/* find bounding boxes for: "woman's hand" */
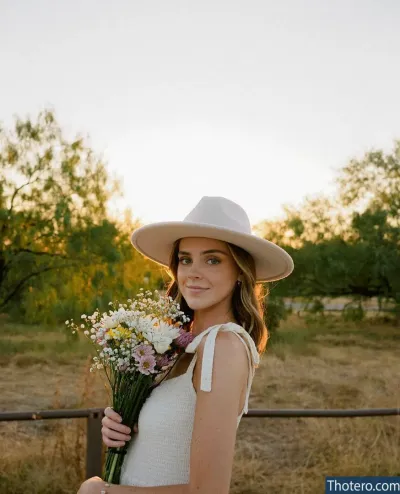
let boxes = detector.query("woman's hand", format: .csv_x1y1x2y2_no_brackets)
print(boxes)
102,406,138,448
77,476,104,494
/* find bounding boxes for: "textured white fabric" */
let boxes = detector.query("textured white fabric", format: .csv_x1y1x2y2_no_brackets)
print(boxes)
120,322,260,487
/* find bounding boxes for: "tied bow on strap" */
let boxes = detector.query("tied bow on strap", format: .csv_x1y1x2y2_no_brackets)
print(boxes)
184,322,260,392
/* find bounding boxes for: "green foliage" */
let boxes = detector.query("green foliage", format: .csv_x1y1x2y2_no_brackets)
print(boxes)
342,303,365,322
337,140,400,218
264,295,290,333
2,108,399,327
257,140,400,323
308,298,325,314
0,110,162,324
0,109,120,310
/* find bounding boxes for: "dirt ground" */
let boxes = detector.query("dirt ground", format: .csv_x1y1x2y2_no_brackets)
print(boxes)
0,314,399,494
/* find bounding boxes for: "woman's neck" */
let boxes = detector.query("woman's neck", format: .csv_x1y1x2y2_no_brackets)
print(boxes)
190,310,238,336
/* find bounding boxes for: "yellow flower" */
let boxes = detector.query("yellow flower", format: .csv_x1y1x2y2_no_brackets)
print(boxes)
106,325,131,340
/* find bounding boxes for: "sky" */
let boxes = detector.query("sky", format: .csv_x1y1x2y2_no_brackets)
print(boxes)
1,0,400,227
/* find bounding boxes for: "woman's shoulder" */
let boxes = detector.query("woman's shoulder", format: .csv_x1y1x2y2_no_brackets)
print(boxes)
186,321,244,350
192,326,249,394
195,324,249,368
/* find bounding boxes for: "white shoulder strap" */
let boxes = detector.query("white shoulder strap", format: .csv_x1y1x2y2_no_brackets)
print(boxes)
230,332,253,414
184,322,260,393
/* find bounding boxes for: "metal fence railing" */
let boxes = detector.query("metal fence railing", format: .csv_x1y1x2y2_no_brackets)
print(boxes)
0,408,104,478
1,407,399,479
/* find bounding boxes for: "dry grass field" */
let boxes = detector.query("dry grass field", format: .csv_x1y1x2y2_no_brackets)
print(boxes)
0,313,399,494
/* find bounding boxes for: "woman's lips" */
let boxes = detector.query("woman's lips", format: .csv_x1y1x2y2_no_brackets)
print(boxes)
187,287,208,293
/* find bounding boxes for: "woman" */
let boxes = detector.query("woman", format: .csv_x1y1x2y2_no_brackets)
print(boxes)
78,196,293,494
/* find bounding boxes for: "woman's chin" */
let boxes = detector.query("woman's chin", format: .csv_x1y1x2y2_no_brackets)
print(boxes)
186,301,204,310
185,298,210,311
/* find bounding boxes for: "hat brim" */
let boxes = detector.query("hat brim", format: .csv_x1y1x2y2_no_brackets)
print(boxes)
131,222,294,282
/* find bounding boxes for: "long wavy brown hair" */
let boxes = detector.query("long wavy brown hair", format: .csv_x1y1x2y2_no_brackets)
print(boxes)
165,238,269,356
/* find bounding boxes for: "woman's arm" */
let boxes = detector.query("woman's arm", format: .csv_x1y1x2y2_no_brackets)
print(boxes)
187,331,249,494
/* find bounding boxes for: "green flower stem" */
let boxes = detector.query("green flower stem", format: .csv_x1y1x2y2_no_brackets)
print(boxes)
104,372,153,484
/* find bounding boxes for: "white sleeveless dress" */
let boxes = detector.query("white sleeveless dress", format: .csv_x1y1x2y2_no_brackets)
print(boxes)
120,322,260,487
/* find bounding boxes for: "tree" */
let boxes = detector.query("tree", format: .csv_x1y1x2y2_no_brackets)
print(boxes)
255,194,348,249
336,141,400,320
337,140,400,221
255,140,400,324
0,109,123,312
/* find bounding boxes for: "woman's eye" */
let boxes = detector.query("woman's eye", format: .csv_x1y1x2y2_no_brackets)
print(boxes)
178,258,190,265
178,257,220,265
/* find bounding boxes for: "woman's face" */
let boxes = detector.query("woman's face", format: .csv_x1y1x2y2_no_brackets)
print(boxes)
176,237,240,312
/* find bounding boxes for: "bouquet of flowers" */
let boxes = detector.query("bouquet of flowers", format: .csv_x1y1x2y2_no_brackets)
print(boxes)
66,289,193,484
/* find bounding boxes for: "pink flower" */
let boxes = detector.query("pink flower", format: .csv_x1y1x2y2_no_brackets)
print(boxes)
137,354,156,375
133,343,155,361
174,328,194,348
156,354,171,368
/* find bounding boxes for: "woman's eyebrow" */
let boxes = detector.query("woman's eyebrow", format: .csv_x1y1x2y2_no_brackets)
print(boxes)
178,249,228,256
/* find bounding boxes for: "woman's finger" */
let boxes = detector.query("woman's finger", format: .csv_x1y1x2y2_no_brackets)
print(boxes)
102,434,126,448
104,406,123,423
101,425,131,442
102,416,131,435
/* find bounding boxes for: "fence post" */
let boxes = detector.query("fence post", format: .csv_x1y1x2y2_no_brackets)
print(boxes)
86,410,104,479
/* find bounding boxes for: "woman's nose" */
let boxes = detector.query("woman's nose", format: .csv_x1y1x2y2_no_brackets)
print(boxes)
187,261,202,277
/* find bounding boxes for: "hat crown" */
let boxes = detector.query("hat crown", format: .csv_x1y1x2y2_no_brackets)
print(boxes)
184,196,252,234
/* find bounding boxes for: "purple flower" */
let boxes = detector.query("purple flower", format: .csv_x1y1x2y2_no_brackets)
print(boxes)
174,328,194,348
137,354,156,375
133,343,155,361
156,354,171,368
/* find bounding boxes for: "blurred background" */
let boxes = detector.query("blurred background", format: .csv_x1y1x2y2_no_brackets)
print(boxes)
1,1,399,493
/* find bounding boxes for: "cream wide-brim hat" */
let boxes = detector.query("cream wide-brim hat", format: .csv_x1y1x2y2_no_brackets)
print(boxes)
130,196,294,282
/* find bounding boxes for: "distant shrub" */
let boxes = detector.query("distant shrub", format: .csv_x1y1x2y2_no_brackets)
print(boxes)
308,298,325,314
342,303,365,322
264,296,290,334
